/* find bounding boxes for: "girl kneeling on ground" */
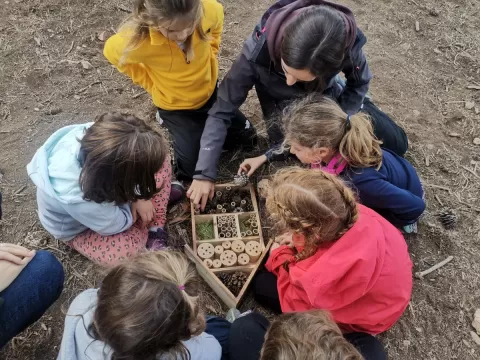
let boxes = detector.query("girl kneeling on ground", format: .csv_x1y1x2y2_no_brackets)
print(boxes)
58,251,228,360
28,113,172,266
104,0,254,190
254,167,413,335
241,96,425,232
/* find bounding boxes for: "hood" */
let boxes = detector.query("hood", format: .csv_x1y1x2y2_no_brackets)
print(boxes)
263,0,357,67
27,123,93,204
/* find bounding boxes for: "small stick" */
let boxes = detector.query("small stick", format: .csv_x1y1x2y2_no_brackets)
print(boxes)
414,256,453,279
132,91,147,99
64,41,74,56
461,165,480,180
15,185,27,195
434,194,444,207
424,183,451,192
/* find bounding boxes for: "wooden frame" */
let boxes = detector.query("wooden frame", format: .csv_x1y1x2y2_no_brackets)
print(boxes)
186,183,272,308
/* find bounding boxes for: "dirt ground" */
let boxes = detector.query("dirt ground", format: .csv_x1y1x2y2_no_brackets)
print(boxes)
1,0,479,359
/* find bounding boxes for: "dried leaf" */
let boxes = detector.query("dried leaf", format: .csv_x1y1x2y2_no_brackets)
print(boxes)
97,31,107,42
465,101,475,110
34,36,42,47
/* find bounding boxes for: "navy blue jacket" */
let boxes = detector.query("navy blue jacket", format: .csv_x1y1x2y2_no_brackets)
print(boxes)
342,149,425,227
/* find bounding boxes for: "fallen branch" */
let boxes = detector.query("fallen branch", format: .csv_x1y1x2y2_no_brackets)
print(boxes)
415,256,453,279
424,183,451,192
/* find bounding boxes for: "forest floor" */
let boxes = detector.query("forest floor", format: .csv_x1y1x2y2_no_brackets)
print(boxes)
0,0,479,359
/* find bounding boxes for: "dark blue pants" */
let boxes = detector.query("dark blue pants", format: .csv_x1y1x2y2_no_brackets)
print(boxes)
0,250,64,349
206,316,231,360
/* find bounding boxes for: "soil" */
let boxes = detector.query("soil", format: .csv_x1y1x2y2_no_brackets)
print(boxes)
1,0,479,359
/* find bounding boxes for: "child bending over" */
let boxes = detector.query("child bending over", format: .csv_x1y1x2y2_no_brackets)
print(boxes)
254,167,412,335
28,113,172,266
58,251,226,360
242,96,425,232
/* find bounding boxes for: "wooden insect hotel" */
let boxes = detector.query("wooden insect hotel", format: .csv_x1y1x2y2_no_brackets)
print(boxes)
185,183,272,308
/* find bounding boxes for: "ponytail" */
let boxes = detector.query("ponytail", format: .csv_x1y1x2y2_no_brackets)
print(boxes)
283,95,382,169
339,112,382,169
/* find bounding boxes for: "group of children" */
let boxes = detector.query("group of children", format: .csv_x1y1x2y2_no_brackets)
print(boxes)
4,0,427,358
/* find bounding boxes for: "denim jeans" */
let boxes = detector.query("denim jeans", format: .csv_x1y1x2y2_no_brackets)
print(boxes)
205,316,231,360
0,250,65,348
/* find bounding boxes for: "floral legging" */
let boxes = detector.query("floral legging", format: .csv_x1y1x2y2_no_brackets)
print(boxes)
68,159,172,266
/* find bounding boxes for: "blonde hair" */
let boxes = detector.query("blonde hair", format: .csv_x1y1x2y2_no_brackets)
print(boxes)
266,167,359,264
283,96,383,169
261,310,364,360
91,251,205,360
121,0,208,62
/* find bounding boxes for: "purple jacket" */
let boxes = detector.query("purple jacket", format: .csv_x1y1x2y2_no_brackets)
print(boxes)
194,0,372,180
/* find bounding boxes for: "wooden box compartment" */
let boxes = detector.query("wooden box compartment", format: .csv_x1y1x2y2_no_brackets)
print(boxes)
186,183,272,308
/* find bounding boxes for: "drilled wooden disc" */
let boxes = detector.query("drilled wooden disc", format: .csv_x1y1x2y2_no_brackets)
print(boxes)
214,245,224,255
245,241,261,256
203,259,213,268
221,240,231,249
220,250,237,267
212,259,222,268
237,253,250,265
197,243,214,260
231,240,245,254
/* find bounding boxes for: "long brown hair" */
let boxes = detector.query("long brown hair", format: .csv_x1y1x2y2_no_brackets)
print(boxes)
261,310,364,360
282,6,347,91
79,112,168,204
266,167,359,264
283,96,383,169
91,251,205,360
121,0,208,62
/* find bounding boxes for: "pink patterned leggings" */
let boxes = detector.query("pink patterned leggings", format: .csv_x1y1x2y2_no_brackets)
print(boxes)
68,159,172,266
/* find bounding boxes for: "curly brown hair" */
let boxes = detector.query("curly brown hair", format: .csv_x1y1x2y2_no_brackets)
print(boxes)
266,167,359,264
79,112,168,204
261,310,364,360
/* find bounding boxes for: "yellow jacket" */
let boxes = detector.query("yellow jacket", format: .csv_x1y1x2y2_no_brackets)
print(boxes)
104,0,223,110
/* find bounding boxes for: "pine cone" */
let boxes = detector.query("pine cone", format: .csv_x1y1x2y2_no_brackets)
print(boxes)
218,271,248,296
233,173,249,187
438,208,457,229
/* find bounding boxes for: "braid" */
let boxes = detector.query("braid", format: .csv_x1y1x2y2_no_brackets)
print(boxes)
267,167,359,267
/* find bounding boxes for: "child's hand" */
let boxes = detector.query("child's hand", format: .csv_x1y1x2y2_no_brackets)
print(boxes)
275,232,294,247
131,199,155,224
0,243,36,292
238,155,267,177
187,180,215,211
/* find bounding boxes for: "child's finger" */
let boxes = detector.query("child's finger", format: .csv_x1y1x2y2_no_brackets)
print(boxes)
0,251,24,265
200,193,209,211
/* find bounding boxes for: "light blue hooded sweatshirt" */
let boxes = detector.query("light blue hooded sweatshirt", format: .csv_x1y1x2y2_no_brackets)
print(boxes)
27,123,133,241
57,289,222,360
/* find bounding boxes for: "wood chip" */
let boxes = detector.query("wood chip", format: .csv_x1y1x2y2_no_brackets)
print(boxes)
473,138,480,146
415,21,420,32
97,31,107,41
467,85,480,90
465,101,475,110
471,331,480,346
80,60,93,70
472,309,480,333
448,132,461,137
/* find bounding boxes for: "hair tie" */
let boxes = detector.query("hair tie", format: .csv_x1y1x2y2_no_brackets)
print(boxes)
179,285,185,291
346,115,351,130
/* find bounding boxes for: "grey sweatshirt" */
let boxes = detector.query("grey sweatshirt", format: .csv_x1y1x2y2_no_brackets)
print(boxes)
57,289,222,360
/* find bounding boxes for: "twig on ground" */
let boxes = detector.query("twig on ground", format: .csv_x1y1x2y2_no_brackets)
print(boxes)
132,91,146,99
424,183,452,192
76,81,101,94
14,185,27,195
415,256,454,279
434,194,444,206
64,41,74,56
461,165,480,180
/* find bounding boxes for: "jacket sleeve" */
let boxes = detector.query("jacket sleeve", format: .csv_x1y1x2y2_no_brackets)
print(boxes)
209,2,224,57
193,38,258,180
265,245,296,275
338,48,372,114
103,33,155,94
66,202,134,236
354,178,425,226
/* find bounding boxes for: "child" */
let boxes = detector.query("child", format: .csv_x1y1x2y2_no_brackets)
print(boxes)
241,96,425,231
27,113,172,266
189,0,408,209
228,310,386,360
58,251,225,360
253,167,412,335
104,0,254,188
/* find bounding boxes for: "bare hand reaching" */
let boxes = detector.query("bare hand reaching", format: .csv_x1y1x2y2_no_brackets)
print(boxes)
238,155,267,177
187,179,215,211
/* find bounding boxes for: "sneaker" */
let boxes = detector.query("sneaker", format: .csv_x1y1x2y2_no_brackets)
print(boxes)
146,228,168,251
169,181,186,205
402,222,418,234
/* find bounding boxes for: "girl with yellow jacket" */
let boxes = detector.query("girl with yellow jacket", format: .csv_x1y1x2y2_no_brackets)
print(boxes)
104,0,255,194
